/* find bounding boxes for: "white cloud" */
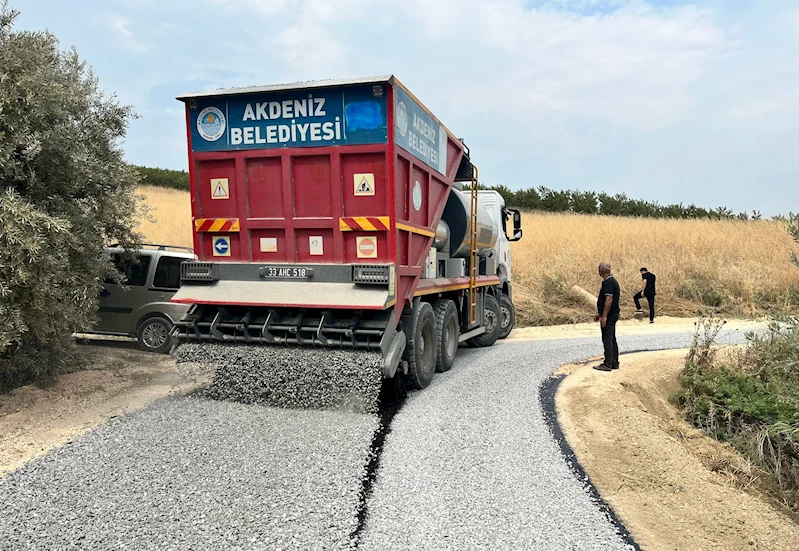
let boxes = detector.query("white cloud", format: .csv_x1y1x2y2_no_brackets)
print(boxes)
410,1,729,133
98,13,151,52
271,23,350,75
107,14,133,37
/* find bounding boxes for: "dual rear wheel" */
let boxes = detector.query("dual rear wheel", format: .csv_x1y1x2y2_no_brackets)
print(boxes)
404,294,504,390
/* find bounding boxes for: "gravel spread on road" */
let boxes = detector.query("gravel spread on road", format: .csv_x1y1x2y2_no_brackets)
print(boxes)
358,331,748,550
0,397,378,550
0,329,749,550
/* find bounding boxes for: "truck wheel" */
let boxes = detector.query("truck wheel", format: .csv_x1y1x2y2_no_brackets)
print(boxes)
137,317,173,354
405,302,436,389
498,294,516,340
433,299,459,373
467,294,501,348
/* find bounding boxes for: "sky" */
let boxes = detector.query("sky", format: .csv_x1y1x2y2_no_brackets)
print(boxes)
13,0,799,216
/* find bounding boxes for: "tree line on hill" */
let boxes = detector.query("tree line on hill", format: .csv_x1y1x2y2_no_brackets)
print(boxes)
132,165,764,221
476,183,763,221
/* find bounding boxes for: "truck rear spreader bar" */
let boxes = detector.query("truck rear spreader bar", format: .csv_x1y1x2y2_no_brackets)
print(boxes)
172,304,393,350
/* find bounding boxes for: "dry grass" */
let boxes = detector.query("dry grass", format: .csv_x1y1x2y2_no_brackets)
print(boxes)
510,212,799,325
134,188,799,325
135,186,193,248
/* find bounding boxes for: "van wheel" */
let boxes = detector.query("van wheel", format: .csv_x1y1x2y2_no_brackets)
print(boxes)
433,299,459,373
137,317,173,354
498,294,515,340
467,294,501,348
404,302,436,389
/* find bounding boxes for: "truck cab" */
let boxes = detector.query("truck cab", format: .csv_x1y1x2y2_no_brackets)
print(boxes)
476,190,522,338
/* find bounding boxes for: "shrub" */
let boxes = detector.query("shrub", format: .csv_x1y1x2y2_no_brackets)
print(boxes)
674,316,799,511
0,3,140,390
676,276,731,309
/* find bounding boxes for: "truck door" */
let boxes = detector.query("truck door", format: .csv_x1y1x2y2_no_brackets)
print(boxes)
98,253,153,334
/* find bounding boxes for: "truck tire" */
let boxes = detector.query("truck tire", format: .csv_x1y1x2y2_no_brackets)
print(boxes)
405,302,436,389
498,293,515,340
433,299,459,373
137,316,173,354
467,294,501,348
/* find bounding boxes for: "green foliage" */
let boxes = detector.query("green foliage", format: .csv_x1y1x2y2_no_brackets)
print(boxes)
676,276,732,309
0,2,140,390
674,316,799,511
480,182,764,220
132,165,189,191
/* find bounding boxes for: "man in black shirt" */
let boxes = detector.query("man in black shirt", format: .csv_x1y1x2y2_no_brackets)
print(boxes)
594,262,620,371
633,267,656,323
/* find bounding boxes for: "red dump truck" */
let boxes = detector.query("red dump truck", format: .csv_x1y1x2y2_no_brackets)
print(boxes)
171,76,522,389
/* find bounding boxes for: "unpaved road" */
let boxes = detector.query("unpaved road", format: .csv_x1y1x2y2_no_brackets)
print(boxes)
0,344,199,476
0,325,755,549
557,349,799,551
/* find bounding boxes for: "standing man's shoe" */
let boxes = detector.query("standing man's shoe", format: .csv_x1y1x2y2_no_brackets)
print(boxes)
611,364,619,370
593,363,613,371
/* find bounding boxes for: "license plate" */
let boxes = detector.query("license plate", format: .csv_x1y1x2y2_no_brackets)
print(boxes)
259,266,314,280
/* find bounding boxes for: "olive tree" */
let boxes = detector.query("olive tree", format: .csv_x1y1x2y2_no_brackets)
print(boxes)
0,2,141,389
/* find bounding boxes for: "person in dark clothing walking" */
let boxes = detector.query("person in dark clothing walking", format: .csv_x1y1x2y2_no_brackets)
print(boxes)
633,267,656,323
593,262,620,372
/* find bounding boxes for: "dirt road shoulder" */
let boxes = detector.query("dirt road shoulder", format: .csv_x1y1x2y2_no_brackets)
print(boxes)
555,349,799,551
509,316,761,342
0,345,201,476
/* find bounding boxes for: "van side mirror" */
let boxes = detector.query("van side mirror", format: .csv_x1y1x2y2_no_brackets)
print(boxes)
505,208,523,242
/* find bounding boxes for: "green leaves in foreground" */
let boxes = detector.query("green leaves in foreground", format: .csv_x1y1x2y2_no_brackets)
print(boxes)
0,2,141,390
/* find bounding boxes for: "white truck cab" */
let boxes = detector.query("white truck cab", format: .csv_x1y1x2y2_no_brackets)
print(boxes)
478,190,523,338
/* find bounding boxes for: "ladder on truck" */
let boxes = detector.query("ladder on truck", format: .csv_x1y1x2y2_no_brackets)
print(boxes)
469,166,479,325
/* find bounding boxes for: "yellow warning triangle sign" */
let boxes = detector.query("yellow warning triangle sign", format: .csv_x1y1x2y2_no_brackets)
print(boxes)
357,178,372,194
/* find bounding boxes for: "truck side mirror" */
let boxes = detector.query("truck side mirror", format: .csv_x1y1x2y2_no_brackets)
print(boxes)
506,208,523,242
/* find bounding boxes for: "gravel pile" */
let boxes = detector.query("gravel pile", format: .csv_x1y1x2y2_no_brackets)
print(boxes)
358,330,751,550
0,397,379,550
175,343,384,414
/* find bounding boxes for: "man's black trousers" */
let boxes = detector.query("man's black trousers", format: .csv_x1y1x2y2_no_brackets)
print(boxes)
601,315,619,368
633,292,655,322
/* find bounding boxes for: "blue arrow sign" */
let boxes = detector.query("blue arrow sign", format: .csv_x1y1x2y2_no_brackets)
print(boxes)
213,237,230,256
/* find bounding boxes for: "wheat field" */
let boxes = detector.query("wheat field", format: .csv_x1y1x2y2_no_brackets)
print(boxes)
136,186,799,325
512,212,799,324
135,186,194,249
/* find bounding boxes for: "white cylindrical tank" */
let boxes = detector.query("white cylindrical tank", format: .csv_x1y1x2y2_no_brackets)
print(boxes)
441,189,498,258
433,219,450,250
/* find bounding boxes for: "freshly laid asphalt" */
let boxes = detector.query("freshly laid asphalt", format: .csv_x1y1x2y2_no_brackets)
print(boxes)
0,328,750,550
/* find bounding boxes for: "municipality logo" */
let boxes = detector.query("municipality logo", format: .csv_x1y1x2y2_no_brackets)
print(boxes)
396,101,408,137
197,106,226,141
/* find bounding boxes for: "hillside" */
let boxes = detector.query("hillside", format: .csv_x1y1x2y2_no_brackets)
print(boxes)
136,186,799,325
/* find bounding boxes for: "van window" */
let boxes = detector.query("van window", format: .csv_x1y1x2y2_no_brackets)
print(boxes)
105,254,152,286
153,256,183,289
